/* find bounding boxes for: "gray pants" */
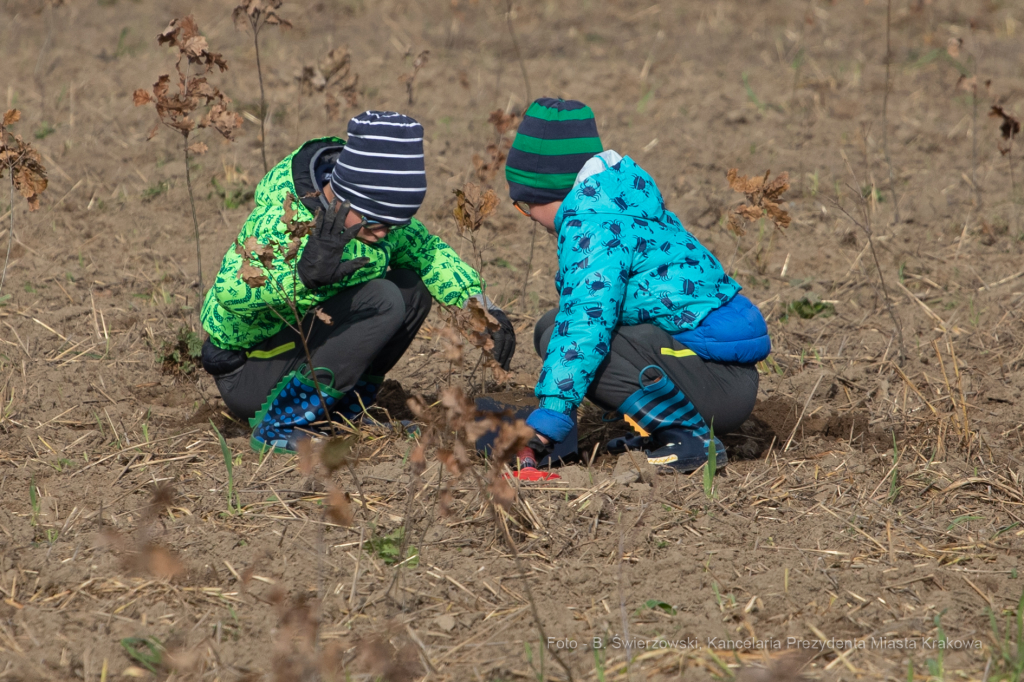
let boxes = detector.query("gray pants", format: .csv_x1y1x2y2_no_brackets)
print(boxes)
534,310,758,435
216,269,431,420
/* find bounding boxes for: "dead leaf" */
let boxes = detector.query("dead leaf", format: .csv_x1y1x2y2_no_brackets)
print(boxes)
438,327,465,365
2,110,20,127
239,262,268,288
438,486,454,517
409,444,426,476
488,476,515,511
297,437,317,475
320,435,357,473
314,308,334,325
325,486,354,526
187,141,208,155
726,168,790,231
488,109,521,135
947,37,962,59
990,104,1021,154
142,543,184,580
493,420,534,467
406,395,428,418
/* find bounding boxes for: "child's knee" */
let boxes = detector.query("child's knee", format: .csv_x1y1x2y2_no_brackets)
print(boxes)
534,309,558,357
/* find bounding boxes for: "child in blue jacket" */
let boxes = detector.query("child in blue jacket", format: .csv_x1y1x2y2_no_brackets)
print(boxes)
507,98,770,475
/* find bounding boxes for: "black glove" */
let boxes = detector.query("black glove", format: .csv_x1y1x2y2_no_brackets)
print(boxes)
487,307,516,370
297,200,370,290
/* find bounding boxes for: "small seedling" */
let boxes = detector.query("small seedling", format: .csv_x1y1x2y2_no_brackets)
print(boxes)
158,326,203,375
29,476,40,526
366,526,418,566
703,423,717,499
134,15,243,308
926,611,947,679
211,420,239,515
232,1,291,173
889,433,902,502
120,637,164,675
636,599,676,616
0,109,48,298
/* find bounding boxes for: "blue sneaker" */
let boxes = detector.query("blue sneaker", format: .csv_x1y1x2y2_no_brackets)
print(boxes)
249,367,344,455
645,428,727,474
334,375,382,424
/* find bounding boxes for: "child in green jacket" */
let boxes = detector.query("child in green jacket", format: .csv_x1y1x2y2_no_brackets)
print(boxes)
201,111,515,453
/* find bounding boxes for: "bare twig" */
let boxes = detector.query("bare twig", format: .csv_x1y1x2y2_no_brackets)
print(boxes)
521,223,536,307
833,151,906,364
233,1,291,174
504,0,531,105
881,0,900,223
784,372,824,452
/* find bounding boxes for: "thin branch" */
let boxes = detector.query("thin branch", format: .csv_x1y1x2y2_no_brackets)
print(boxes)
831,195,906,365
881,0,900,223
1,171,13,297
504,0,531,104
521,223,536,307
183,138,204,322
250,15,269,174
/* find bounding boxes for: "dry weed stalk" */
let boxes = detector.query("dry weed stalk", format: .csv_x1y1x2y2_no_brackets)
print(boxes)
134,15,243,310
833,151,906,365
452,181,498,277
297,46,359,123
504,0,531,104
398,50,429,106
233,0,292,174
0,109,48,298
881,0,900,223
100,485,185,582
236,192,366,518
441,297,514,385
990,104,1020,230
404,388,574,682
474,109,520,184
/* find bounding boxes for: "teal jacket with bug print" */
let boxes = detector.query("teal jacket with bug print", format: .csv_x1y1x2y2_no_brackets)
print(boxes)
534,153,759,415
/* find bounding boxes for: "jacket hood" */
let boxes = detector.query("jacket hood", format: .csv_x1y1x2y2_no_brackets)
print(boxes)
554,156,668,229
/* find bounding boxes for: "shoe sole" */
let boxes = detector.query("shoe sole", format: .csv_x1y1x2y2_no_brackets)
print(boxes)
647,452,729,474
249,436,297,457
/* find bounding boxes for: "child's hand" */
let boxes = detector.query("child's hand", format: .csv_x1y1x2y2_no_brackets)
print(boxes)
487,307,516,370
297,200,370,289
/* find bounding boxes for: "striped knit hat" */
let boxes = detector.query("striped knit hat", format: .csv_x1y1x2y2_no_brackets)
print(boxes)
329,111,426,224
506,98,603,204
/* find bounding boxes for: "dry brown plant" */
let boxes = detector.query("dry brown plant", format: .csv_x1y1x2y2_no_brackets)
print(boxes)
134,15,243,308
403,387,574,682
233,0,291,173
452,181,498,276
398,50,429,106
726,168,791,236
297,46,360,123
0,109,48,298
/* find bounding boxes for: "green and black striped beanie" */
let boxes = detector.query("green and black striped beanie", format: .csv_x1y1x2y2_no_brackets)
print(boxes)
506,98,603,204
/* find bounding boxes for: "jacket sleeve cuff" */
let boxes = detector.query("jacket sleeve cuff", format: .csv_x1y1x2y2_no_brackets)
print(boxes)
526,407,575,443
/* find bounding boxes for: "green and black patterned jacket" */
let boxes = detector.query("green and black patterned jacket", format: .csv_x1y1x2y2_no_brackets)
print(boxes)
201,138,483,350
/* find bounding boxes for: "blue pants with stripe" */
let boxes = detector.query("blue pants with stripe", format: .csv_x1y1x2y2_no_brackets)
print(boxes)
534,310,759,435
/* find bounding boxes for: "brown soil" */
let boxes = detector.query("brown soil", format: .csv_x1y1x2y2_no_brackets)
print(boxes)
2,0,1024,680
